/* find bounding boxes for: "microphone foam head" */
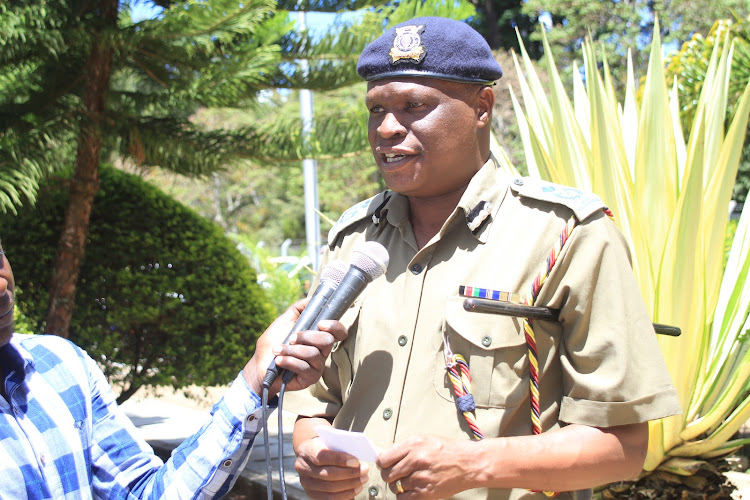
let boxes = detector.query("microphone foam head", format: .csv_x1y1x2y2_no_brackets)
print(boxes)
320,260,349,284
351,241,389,280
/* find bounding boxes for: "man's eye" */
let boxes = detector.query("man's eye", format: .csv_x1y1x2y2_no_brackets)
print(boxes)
369,105,384,113
407,102,424,109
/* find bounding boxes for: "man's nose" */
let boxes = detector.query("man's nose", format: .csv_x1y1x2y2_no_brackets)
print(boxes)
378,112,407,138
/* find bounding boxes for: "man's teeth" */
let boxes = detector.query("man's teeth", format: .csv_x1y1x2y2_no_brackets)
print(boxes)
385,153,406,163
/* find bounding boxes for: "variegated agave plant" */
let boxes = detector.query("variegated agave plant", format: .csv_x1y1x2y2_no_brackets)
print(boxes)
492,20,750,476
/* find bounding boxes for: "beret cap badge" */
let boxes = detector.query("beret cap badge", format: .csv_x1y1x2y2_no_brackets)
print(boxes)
388,25,426,65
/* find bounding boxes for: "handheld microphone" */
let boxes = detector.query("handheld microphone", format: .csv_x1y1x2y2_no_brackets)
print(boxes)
263,241,390,388
262,260,349,389
309,241,389,324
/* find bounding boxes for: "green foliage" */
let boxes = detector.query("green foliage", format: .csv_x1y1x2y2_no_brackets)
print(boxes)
12,287,33,335
666,18,750,125
145,83,383,246
0,1,94,212
0,0,477,216
1,166,275,402
230,233,312,315
521,0,749,93
666,17,750,202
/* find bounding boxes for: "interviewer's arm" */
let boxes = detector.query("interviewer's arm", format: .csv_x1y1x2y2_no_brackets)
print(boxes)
89,299,347,499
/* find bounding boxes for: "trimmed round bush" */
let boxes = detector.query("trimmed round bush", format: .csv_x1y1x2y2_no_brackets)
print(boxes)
2,166,275,403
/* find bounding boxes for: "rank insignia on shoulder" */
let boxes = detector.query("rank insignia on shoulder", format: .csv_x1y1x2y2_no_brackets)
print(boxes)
389,25,426,65
510,177,606,221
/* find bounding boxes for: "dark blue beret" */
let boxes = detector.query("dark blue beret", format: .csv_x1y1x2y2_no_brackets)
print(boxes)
357,17,503,84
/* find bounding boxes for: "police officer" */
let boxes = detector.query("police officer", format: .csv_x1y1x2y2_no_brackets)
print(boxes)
286,17,681,500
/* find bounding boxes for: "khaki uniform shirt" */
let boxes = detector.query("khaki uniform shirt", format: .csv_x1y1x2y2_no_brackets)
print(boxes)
285,156,681,500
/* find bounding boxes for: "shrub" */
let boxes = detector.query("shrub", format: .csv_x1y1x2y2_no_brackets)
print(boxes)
2,166,275,403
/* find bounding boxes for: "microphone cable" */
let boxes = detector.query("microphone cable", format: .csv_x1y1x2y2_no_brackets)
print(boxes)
278,380,288,500
259,242,390,500
261,387,273,500
260,261,349,500
261,364,298,500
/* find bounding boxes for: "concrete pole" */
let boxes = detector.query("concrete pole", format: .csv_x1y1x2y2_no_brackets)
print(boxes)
298,10,321,272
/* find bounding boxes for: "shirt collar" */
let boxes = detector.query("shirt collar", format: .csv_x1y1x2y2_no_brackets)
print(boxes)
375,153,509,243
455,153,508,242
381,192,410,229
1,335,34,380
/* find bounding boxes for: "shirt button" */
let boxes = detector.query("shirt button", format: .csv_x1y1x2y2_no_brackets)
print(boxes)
223,459,233,467
482,335,492,347
410,264,422,275
40,454,47,466
368,486,380,496
383,408,393,420
398,335,408,346
514,178,524,186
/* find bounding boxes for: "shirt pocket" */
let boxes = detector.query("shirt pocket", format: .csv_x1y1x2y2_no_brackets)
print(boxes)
434,296,529,409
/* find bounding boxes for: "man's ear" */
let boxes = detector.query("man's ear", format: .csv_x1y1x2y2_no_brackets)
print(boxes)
476,86,495,128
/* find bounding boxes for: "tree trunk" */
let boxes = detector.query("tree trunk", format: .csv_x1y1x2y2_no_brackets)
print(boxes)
45,0,118,337
485,0,500,49
116,382,141,406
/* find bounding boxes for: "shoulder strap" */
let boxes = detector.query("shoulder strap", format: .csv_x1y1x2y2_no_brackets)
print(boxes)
509,177,606,221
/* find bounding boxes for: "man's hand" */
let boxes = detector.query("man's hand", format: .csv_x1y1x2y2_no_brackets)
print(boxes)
295,433,370,500
378,424,649,497
378,435,473,499
242,298,347,396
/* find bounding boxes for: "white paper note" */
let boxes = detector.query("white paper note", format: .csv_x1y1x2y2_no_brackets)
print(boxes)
316,426,379,463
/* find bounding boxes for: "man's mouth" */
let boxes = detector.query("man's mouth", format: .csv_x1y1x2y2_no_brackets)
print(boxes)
384,153,407,163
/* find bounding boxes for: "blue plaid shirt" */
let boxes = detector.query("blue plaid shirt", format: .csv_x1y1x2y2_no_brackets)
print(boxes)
0,334,270,499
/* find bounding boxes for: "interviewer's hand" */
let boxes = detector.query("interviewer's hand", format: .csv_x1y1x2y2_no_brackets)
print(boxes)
242,298,347,396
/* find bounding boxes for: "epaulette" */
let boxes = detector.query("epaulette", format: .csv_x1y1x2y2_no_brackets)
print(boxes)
509,177,606,221
328,191,389,247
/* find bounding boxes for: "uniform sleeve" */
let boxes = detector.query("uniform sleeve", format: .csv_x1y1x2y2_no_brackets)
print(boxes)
84,352,268,499
282,353,348,419
542,214,682,427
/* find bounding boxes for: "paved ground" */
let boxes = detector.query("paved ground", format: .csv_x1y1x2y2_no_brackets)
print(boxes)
120,385,306,499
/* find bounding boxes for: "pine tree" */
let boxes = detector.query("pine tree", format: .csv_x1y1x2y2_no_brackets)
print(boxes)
0,0,476,336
